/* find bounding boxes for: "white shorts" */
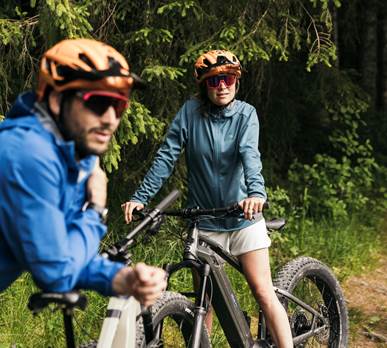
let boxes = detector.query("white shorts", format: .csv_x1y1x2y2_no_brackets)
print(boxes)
198,218,271,257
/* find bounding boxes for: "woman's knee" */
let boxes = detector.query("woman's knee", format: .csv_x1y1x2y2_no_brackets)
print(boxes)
250,282,277,308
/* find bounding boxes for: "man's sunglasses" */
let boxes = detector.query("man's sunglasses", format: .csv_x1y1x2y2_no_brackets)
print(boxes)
206,74,236,89
75,91,129,118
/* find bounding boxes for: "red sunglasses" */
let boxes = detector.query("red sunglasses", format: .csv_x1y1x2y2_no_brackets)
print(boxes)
206,74,236,89
76,91,129,118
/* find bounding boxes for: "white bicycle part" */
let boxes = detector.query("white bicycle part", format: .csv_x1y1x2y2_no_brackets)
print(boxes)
97,296,141,348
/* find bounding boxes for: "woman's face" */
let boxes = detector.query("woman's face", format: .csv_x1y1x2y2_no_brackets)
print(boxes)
206,74,237,106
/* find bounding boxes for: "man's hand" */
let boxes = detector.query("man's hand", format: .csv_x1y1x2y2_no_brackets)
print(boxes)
239,196,265,220
121,201,145,224
87,158,107,207
112,263,167,307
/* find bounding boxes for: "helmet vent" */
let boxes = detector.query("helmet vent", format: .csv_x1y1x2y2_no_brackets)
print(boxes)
203,58,211,67
45,60,53,75
79,53,96,69
217,56,229,65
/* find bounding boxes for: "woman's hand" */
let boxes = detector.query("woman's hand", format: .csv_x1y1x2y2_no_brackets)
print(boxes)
239,196,265,221
121,201,145,224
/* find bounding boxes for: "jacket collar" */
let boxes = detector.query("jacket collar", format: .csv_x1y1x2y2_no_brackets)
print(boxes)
3,91,96,180
207,100,242,118
34,100,95,178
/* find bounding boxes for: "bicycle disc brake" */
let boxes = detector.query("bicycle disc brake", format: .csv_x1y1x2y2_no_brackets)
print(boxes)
315,304,329,344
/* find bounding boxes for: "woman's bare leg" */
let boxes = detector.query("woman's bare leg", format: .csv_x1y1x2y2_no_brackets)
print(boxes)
238,248,293,348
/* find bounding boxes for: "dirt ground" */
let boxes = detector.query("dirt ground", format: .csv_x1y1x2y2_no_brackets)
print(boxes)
342,252,387,347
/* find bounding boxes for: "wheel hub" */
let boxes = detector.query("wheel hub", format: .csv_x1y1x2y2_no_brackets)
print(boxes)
290,310,310,336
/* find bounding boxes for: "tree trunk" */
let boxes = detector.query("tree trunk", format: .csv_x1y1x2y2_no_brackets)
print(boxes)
382,5,387,111
361,1,378,110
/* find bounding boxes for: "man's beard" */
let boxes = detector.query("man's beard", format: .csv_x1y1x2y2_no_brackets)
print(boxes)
57,112,104,159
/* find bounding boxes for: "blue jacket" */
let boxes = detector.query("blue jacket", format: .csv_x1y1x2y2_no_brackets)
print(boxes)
0,92,123,295
132,98,266,231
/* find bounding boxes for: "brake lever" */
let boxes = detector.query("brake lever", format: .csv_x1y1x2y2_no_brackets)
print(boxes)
148,215,164,235
132,209,149,222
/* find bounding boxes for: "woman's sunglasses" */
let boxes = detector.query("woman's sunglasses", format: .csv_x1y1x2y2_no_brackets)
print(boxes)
75,91,129,118
206,74,236,89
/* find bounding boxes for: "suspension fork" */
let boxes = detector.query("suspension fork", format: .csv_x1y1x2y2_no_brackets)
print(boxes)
166,223,212,348
190,263,211,348
258,309,267,340
164,259,211,348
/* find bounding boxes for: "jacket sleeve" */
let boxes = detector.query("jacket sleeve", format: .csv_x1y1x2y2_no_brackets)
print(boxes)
76,254,124,296
1,143,121,294
238,108,267,199
131,103,188,204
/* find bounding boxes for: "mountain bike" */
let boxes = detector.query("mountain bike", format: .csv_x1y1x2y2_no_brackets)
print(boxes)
27,190,348,347
132,192,349,348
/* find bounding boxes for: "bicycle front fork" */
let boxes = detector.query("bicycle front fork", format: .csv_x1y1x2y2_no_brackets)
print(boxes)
190,263,211,348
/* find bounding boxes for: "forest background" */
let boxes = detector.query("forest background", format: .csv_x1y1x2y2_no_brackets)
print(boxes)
0,0,386,346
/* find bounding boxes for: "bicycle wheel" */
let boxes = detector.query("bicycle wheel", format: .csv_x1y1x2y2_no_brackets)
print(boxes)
136,291,211,348
273,257,348,347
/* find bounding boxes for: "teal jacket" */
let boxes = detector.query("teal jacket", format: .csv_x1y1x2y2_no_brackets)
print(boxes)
132,98,266,231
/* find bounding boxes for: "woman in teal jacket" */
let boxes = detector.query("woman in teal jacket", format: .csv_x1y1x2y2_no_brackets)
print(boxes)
122,50,292,347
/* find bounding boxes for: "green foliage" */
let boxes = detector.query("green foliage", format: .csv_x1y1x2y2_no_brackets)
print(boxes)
0,274,105,347
266,186,290,218
142,65,186,83
0,0,341,170
38,0,92,42
129,27,174,46
288,72,377,221
156,0,202,18
103,100,165,172
0,18,23,45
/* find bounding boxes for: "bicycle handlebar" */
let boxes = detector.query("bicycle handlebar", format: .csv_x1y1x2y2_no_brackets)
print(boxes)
165,201,269,218
105,191,268,262
104,189,181,262
125,189,181,241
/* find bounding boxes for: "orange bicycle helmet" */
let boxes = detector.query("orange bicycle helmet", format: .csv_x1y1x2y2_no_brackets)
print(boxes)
37,38,141,101
194,50,242,83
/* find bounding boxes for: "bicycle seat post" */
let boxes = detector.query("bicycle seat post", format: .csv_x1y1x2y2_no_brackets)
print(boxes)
62,307,76,348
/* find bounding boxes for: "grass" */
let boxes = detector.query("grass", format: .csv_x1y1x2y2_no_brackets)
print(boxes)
0,275,106,347
0,212,383,347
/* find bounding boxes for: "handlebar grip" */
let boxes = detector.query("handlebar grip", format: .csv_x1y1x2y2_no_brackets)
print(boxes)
234,200,269,212
155,189,181,212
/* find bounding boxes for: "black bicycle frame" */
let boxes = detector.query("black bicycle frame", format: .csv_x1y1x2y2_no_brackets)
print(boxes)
166,221,330,348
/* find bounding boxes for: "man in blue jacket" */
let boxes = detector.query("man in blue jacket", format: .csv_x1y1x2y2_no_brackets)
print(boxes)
0,38,166,305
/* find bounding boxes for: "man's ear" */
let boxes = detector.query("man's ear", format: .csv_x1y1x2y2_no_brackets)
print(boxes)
48,90,62,120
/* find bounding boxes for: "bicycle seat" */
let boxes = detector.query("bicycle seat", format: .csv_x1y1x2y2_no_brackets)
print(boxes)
266,218,286,230
28,291,87,314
